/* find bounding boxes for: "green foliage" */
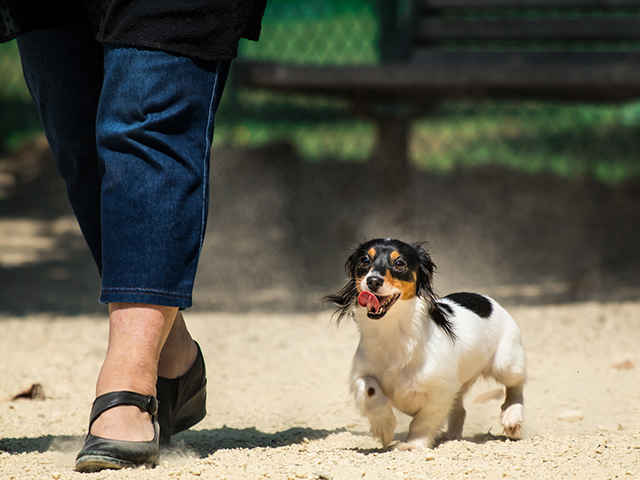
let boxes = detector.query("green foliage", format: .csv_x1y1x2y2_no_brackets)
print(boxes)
0,41,41,153
215,95,640,184
410,102,640,183
0,41,30,100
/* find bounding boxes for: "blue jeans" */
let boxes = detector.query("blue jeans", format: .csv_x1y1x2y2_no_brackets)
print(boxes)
18,25,230,309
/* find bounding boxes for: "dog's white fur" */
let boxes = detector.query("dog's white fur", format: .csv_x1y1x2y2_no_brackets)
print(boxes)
350,273,526,450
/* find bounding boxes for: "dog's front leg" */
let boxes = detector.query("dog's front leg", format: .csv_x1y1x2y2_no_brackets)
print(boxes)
353,376,396,447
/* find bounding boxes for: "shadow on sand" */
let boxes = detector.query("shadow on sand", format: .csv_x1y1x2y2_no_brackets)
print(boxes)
0,434,83,454
350,430,512,455
171,426,345,458
0,426,345,457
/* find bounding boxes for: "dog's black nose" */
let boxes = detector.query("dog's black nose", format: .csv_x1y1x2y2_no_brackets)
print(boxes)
366,275,384,292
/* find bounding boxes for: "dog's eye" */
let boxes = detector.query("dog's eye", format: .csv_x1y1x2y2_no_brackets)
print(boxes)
359,256,371,267
393,258,408,272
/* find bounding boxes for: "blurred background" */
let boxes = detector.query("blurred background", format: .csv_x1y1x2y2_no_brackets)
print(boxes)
0,0,639,315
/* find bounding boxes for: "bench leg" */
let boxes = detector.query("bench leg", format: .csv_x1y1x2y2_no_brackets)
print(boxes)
371,115,410,175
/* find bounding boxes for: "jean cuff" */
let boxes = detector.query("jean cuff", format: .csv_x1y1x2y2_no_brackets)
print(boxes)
100,288,192,309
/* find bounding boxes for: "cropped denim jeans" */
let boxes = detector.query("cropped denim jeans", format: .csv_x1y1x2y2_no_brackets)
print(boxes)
18,25,230,309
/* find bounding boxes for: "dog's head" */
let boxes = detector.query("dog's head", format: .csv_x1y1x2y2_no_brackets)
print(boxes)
325,238,439,322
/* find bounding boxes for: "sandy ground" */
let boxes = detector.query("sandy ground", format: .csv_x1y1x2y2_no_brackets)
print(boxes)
1,139,639,478
1,302,639,480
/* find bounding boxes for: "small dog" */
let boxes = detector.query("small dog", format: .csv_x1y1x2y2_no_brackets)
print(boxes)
325,238,526,450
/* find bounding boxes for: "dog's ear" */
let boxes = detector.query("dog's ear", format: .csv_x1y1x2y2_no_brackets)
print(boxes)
414,242,436,301
323,279,357,324
414,242,456,341
344,249,361,278
323,248,360,324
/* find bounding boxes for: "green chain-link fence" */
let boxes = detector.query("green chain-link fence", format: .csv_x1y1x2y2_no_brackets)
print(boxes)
214,0,380,164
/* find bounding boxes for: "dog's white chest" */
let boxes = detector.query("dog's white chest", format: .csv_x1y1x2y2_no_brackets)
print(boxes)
358,346,433,416
384,379,429,416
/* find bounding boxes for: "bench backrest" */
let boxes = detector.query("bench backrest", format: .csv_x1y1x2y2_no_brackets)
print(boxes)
392,0,640,60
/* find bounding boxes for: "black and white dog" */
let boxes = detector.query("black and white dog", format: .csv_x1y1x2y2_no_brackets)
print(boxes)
326,238,526,450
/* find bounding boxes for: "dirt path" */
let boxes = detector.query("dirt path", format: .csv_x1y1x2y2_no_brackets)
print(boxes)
1,302,639,479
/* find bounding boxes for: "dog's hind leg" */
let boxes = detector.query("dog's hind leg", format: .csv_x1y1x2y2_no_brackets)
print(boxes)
445,394,466,440
445,381,474,440
353,376,396,447
492,324,526,439
501,384,524,439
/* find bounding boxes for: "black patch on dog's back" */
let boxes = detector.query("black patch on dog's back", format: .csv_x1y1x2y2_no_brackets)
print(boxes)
445,292,492,318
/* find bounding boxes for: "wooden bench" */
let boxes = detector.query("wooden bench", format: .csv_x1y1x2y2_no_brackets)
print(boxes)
233,0,640,171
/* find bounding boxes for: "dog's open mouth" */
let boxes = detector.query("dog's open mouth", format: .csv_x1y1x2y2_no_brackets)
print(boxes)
358,291,400,319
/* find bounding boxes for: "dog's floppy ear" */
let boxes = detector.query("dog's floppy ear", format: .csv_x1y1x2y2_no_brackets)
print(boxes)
413,242,456,341
414,242,436,301
344,248,361,278
323,250,360,324
324,280,357,324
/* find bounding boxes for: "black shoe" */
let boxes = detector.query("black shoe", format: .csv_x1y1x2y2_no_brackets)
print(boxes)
75,391,159,472
157,341,207,445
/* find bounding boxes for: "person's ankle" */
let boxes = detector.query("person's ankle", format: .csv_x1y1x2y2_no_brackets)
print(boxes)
158,312,198,378
158,338,197,378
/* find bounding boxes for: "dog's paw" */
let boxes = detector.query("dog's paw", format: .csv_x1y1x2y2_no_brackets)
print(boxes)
394,438,433,451
369,413,397,448
501,403,524,439
443,430,462,442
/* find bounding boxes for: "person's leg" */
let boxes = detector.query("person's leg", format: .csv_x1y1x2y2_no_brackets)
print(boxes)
20,31,230,462
97,46,230,310
17,25,104,269
87,47,230,445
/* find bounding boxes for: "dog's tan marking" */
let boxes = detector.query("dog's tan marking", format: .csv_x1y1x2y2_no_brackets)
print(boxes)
368,247,376,258
385,270,417,299
390,250,400,261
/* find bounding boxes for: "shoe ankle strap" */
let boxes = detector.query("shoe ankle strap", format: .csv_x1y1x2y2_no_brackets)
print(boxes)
89,391,158,428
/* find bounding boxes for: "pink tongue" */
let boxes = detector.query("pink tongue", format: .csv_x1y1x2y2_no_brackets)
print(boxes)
358,291,380,313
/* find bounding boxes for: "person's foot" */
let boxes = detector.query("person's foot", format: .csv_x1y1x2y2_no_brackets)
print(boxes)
157,313,206,444
75,392,160,472
89,405,155,441
157,340,207,444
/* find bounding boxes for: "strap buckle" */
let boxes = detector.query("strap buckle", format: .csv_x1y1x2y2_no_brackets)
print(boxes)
146,395,158,416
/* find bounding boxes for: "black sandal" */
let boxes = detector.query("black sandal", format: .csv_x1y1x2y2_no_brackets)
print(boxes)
75,391,160,472
157,341,207,445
